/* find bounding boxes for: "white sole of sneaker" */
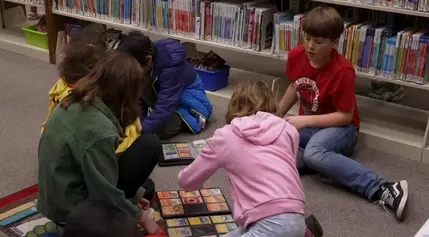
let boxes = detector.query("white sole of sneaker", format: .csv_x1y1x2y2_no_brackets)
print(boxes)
396,180,408,221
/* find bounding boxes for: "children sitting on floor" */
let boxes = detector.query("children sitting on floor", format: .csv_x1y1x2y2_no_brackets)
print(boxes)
40,31,157,201
37,51,161,235
177,80,323,237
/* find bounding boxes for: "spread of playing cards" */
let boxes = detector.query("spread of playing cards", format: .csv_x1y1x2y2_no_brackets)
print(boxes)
156,187,237,236
159,140,207,167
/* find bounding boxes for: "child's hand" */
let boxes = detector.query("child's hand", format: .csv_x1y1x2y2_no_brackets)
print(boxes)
138,210,161,234
138,199,150,210
284,116,310,130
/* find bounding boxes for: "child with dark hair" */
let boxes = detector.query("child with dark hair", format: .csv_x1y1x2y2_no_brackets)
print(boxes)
38,52,161,235
62,200,138,237
41,32,156,201
113,31,213,140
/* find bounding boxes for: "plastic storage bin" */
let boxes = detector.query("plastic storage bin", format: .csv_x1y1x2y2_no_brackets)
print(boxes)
22,25,49,49
196,65,230,91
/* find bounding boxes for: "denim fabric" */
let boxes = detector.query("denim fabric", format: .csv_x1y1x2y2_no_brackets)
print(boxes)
297,125,384,199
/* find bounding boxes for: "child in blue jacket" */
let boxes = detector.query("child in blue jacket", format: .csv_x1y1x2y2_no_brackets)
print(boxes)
114,31,213,139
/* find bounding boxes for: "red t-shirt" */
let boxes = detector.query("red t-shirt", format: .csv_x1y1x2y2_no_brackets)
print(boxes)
285,46,360,127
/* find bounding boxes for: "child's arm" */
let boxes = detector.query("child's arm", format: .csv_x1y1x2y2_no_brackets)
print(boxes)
80,136,142,221
278,83,298,117
178,139,222,190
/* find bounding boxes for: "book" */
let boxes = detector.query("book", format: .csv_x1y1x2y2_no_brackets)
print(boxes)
159,139,207,166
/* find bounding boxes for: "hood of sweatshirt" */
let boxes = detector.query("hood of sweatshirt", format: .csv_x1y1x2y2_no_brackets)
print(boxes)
230,112,286,146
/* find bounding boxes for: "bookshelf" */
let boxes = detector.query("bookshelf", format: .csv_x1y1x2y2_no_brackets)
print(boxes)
0,0,428,161
0,1,49,62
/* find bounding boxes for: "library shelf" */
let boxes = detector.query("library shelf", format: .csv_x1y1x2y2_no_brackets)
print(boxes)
0,23,49,62
311,0,429,18
52,10,429,91
209,68,429,161
4,0,44,7
52,10,279,60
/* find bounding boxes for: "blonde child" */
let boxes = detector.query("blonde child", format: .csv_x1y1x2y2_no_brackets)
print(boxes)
178,80,312,237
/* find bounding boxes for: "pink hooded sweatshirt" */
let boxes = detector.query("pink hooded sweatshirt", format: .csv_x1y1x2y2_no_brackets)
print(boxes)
178,111,305,228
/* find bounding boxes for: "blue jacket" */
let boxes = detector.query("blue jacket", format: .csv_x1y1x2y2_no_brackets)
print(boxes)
140,39,213,134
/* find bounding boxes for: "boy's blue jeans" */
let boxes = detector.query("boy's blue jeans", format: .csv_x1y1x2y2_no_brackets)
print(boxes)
297,125,384,199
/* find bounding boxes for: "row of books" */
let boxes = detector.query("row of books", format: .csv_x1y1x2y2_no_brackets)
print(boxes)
272,16,429,85
55,0,280,52
12,0,44,5
344,0,429,12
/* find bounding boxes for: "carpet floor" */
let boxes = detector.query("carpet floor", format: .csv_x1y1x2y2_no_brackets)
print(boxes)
0,49,428,237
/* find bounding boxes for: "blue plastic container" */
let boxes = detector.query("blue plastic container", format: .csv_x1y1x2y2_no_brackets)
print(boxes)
196,65,230,91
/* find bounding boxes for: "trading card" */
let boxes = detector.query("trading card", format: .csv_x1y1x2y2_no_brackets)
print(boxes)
163,144,178,151
179,190,201,198
157,191,179,199
210,215,234,223
200,188,222,196
162,205,184,215
193,139,207,148
160,198,182,206
178,149,193,158
215,224,229,233
175,143,190,148
207,202,229,212
226,223,238,230
182,197,204,204
203,195,226,203
165,152,180,159
166,218,189,227
167,227,192,237
187,216,211,225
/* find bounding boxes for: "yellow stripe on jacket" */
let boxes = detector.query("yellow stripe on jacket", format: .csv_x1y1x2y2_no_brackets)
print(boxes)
41,78,142,154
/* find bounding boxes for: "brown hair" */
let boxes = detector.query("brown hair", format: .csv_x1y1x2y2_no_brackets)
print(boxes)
225,80,277,124
58,32,107,85
61,52,144,128
303,6,344,41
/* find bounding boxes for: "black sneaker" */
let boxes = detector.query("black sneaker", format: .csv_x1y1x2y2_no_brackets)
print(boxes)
378,180,408,221
305,215,323,237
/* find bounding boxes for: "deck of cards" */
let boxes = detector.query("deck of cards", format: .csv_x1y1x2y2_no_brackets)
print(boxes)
159,140,208,167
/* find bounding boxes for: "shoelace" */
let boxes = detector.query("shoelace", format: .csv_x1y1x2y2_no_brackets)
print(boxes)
374,187,395,212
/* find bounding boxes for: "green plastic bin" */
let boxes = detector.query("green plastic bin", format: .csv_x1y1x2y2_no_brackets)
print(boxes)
22,25,48,49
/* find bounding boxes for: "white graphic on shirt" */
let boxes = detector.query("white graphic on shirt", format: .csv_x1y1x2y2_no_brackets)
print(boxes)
294,77,320,115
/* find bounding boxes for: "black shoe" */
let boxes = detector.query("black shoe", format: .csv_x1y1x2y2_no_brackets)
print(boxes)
305,215,323,237
377,180,408,221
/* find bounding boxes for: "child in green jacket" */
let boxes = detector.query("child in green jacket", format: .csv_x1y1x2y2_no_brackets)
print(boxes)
37,52,161,234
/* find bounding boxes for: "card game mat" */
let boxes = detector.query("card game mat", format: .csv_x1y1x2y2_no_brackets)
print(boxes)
155,188,238,237
0,185,61,237
159,140,207,167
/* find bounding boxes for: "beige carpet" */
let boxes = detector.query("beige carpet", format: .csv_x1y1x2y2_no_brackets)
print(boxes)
0,49,429,237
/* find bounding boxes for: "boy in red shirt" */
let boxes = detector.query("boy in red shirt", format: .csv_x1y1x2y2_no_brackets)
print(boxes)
278,6,409,222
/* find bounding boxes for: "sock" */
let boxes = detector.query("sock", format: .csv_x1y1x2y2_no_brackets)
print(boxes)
371,187,383,201
305,225,316,237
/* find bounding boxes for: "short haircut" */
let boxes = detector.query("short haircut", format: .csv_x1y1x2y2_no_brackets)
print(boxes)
62,200,138,237
57,32,107,85
303,6,344,41
225,80,277,124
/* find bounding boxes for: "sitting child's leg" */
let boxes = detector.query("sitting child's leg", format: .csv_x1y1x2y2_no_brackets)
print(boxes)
62,200,138,237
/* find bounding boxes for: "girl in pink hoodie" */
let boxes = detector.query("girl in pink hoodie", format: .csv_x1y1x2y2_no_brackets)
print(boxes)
178,80,308,237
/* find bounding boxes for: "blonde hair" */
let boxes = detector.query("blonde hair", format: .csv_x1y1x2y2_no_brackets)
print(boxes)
225,80,277,124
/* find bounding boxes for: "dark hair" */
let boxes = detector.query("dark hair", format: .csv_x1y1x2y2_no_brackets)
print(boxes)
62,200,137,237
117,31,156,68
61,51,144,128
303,6,344,41
225,80,277,124
58,32,107,85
